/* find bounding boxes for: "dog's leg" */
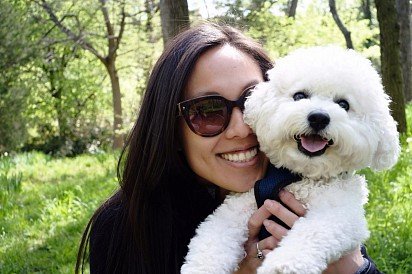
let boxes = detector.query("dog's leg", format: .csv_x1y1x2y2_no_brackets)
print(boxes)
257,176,369,274
181,190,257,274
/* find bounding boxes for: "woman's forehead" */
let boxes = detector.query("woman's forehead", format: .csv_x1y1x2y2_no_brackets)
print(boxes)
184,45,263,100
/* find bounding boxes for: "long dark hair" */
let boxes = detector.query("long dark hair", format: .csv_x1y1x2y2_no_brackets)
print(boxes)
76,22,273,273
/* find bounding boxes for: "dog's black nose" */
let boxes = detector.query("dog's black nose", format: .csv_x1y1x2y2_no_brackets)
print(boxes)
308,111,330,131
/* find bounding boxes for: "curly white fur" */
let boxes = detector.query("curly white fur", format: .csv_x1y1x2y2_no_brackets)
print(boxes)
181,46,400,274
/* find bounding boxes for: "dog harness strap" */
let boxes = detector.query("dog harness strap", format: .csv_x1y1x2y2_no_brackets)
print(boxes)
357,245,383,274
254,164,301,240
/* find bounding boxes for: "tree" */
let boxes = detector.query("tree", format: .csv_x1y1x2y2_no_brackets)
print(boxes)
329,0,354,49
0,0,38,152
37,0,127,149
41,45,77,142
360,0,372,25
396,0,412,102
375,0,406,133
30,43,109,156
287,0,298,18
159,0,189,45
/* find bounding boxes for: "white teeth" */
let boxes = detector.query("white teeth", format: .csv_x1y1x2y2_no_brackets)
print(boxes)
221,147,258,163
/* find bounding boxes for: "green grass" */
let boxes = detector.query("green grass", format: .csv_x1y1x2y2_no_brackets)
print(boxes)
361,105,412,273
0,106,411,273
0,152,119,273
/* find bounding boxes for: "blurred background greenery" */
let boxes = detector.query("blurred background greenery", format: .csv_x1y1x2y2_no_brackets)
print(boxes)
0,0,411,273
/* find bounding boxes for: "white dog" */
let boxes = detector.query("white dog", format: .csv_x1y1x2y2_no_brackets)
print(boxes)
181,46,400,274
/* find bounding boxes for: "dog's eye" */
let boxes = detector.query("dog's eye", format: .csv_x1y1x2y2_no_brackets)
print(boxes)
337,99,350,111
293,92,308,101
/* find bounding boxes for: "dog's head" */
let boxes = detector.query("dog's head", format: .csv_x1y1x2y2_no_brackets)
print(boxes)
244,46,400,179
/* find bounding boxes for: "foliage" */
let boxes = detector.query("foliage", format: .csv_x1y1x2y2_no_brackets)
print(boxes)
245,1,379,60
0,0,40,152
0,0,390,154
0,0,164,155
23,45,114,156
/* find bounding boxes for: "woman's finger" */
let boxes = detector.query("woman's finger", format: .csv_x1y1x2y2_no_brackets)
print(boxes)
257,236,279,251
263,199,300,228
245,236,279,261
263,219,288,240
247,205,272,238
279,189,307,217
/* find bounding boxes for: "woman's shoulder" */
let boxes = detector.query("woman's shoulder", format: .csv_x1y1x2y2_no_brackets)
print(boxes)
91,200,123,236
89,196,125,272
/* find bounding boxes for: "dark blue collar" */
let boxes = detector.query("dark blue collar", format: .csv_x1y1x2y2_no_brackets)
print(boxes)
254,164,301,239
254,164,301,208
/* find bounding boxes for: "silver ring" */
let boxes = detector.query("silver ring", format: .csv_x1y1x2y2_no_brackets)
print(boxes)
256,242,264,260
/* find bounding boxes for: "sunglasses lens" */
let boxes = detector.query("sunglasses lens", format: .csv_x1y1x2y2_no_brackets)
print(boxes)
188,98,227,136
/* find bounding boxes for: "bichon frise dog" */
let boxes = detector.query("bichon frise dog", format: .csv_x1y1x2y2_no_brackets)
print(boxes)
181,46,400,274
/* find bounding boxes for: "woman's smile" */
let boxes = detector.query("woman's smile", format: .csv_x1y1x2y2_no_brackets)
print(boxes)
219,146,258,163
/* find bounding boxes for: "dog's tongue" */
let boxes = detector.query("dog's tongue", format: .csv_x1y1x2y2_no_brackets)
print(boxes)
300,135,328,152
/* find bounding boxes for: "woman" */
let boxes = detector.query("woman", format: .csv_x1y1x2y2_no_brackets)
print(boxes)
76,23,379,273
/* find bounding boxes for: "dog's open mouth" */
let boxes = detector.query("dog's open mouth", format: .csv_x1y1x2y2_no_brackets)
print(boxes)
294,134,334,157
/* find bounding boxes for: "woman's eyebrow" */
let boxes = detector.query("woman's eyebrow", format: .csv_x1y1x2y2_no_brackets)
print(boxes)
187,79,261,99
242,80,260,91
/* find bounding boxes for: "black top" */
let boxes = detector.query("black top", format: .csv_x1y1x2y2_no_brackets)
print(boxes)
89,169,380,274
89,176,220,273
90,199,381,274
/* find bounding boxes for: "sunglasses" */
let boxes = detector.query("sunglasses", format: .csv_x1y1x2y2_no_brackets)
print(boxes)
177,85,256,137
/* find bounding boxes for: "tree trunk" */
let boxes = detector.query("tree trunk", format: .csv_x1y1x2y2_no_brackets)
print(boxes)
159,0,189,45
288,0,298,18
376,0,407,133
50,77,70,140
329,0,354,49
396,0,412,102
105,59,124,149
53,88,70,140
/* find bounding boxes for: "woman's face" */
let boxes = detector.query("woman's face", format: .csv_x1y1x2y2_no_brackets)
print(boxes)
180,44,268,195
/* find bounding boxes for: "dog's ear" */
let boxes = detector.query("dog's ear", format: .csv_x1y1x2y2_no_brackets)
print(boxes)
370,108,400,171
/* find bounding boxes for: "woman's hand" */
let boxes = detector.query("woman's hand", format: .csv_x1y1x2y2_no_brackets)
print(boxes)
323,247,365,274
235,190,365,274
234,190,306,273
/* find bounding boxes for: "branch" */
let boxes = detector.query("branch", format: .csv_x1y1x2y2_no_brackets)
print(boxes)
329,0,354,49
61,44,79,68
116,2,127,51
99,0,116,59
38,0,106,62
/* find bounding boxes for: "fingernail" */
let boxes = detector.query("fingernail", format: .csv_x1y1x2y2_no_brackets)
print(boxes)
264,199,275,208
263,219,271,227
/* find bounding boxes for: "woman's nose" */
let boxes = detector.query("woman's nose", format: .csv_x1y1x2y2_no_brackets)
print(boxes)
224,108,253,139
